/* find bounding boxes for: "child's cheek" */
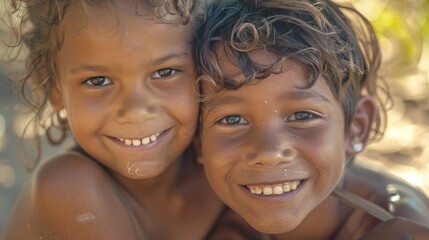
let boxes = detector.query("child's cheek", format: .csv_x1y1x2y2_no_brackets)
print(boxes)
202,130,244,164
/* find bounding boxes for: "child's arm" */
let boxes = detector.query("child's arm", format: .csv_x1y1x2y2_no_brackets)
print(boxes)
347,162,429,224
2,153,143,240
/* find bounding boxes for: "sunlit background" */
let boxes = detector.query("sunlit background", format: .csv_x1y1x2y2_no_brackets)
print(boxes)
0,0,428,234
351,0,429,197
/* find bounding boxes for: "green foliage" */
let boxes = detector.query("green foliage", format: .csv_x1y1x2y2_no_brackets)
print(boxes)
353,0,429,80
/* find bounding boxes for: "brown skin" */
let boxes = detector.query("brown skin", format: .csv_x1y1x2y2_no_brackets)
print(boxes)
2,2,224,240
361,217,429,240
198,50,429,239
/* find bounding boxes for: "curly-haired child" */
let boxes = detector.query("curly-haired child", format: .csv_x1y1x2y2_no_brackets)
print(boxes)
195,0,429,239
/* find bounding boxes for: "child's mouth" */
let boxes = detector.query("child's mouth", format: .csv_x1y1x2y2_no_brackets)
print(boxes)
116,131,163,147
246,180,302,195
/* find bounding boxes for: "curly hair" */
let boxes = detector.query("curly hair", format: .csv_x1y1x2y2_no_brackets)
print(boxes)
195,0,391,142
2,0,202,169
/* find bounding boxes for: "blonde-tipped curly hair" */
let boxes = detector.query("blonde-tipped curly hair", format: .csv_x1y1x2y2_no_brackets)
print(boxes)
195,0,391,142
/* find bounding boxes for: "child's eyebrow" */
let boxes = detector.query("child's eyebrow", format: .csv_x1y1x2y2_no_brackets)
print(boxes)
69,64,110,75
203,95,244,110
204,90,330,110
280,90,331,103
150,52,191,66
69,53,191,75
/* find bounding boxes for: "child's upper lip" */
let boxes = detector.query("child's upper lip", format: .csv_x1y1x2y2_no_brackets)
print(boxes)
115,130,164,141
234,167,310,186
108,125,174,140
242,179,304,187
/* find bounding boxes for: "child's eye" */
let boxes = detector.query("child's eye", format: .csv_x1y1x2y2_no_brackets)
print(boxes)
217,115,248,125
287,111,315,121
152,68,177,79
84,76,112,86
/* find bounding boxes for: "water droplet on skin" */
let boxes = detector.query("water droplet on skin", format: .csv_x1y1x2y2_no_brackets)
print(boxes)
76,212,96,223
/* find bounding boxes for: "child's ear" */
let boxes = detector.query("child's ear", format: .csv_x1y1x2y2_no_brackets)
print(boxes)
49,80,64,111
345,96,377,156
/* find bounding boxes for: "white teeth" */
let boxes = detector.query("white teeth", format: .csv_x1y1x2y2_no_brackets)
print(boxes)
283,184,291,192
150,135,157,141
290,181,298,190
247,180,301,196
117,132,161,146
273,185,283,195
132,139,140,146
142,137,150,145
263,187,273,195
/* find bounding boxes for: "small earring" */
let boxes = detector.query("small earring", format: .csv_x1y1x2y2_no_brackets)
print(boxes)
58,108,67,120
353,142,364,153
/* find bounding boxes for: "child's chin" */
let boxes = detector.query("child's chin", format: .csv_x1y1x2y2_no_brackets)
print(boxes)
247,216,302,235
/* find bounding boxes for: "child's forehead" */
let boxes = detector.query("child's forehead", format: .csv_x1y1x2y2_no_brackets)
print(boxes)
62,1,153,27
201,65,336,113
215,46,307,82
202,46,338,104
60,1,192,43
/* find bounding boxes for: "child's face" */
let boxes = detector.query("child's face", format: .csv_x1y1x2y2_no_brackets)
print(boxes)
199,50,349,233
52,2,199,179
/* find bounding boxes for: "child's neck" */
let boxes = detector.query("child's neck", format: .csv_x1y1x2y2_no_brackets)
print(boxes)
110,150,198,205
107,149,224,240
272,178,350,240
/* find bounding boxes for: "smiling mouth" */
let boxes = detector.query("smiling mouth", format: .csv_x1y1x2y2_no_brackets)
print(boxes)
246,180,302,195
117,131,162,147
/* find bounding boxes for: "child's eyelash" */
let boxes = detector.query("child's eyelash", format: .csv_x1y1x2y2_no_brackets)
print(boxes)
83,76,113,87
152,68,179,79
286,111,317,121
214,111,320,126
216,115,249,125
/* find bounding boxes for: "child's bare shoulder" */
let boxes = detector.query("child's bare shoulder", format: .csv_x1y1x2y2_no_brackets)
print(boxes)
34,151,110,191
2,152,139,240
346,161,429,224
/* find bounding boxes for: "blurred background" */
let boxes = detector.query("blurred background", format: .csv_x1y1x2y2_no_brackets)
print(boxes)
0,0,428,234
351,0,429,196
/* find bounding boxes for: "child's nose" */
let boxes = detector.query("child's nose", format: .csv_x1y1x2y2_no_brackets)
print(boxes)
245,145,297,167
245,122,297,167
115,86,157,123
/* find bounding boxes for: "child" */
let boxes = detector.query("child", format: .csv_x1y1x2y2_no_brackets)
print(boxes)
195,0,429,239
0,0,257,239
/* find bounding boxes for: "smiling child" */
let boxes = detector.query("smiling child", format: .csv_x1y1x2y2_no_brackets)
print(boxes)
195,0,429,239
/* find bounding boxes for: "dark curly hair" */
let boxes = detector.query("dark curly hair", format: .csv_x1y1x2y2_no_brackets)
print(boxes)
195,0,391,142
2,0,202,169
